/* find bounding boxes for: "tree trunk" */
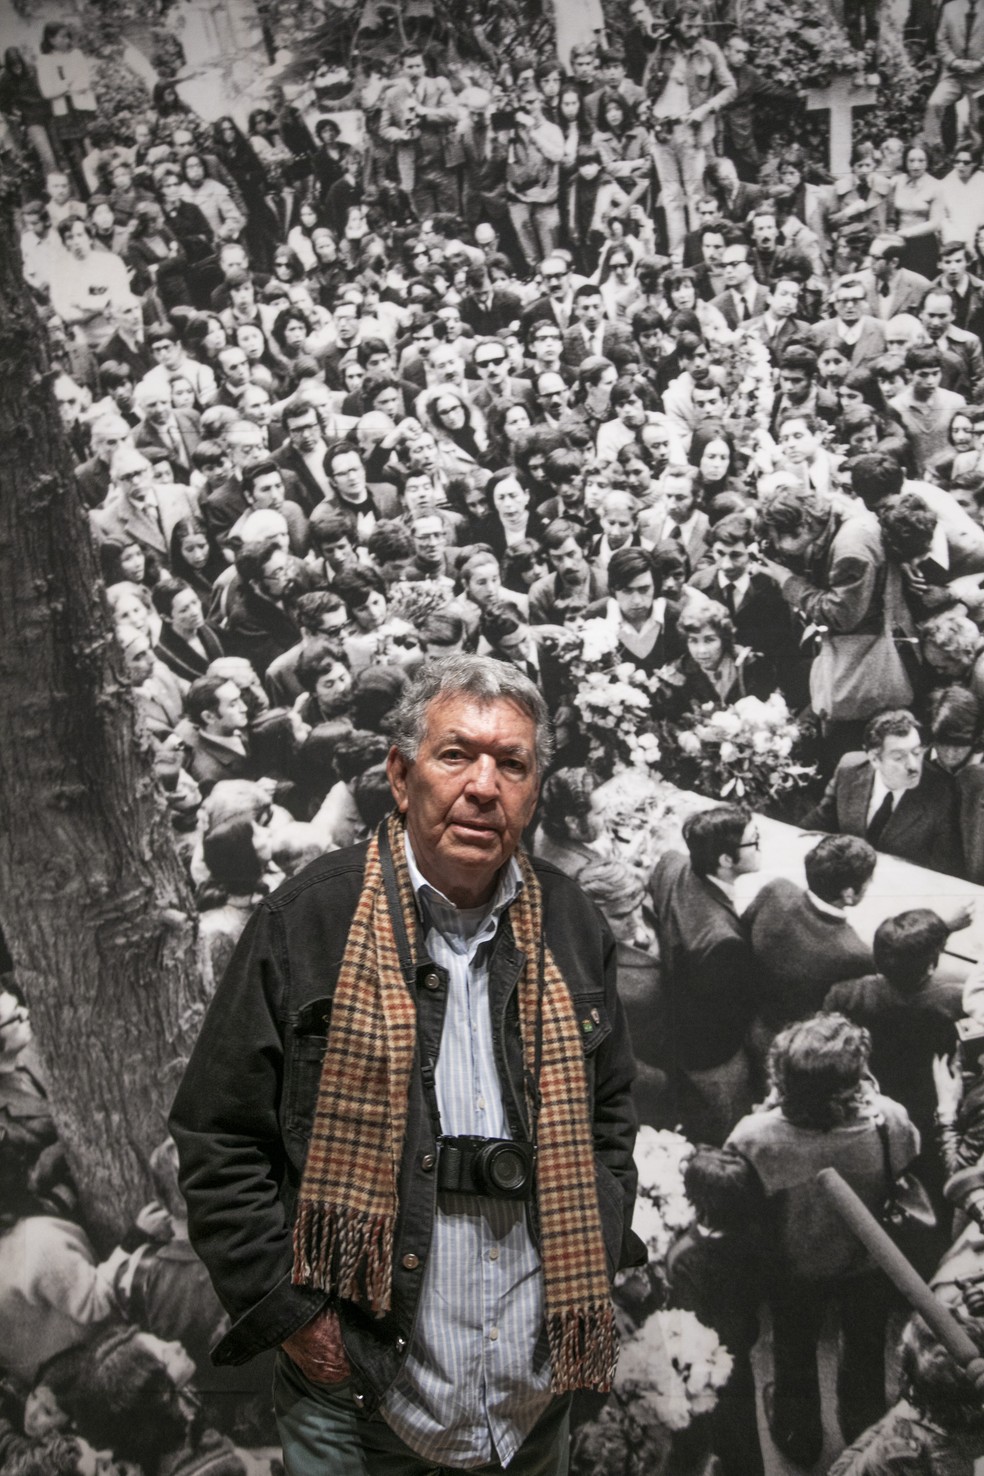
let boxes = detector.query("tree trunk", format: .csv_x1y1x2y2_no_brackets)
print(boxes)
0,195,207,1253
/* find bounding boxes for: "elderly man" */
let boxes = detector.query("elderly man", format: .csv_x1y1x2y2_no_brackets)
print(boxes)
802,708,964,876
170,656,640,1475
74,412,130,509
90,446,195,564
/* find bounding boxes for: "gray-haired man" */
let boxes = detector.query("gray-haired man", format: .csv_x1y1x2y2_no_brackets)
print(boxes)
170,655,641,1475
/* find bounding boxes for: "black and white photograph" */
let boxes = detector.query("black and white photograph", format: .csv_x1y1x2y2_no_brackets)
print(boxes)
2,0,984,1470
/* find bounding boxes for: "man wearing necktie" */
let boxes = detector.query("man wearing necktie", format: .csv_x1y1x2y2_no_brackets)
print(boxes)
802,709,964,876
924,0,984,150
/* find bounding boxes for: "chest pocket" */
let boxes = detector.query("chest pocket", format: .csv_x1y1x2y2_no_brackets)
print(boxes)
284,995,332,1140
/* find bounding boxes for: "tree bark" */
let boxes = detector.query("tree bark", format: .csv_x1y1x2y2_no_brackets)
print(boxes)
0,194,206,1253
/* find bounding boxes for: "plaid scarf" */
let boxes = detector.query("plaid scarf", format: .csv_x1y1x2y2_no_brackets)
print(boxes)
292,811,617,1393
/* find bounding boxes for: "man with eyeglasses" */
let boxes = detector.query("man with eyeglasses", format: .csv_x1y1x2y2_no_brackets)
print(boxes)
92,446,195,563
810,277,886,369
521,256,584,335
650,804,759,1145
940,148,984,249
469,338,535,416
533,371,572,429
802,708,963,877
860,235,932,320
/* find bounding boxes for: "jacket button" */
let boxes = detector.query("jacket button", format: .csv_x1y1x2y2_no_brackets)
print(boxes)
423,971,441,991
402,1252,420,1270
421,1153,435,1172
353,1392,365,1408
395,1335,407,1352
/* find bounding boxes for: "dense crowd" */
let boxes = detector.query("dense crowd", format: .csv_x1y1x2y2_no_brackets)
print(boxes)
5,0,984,1471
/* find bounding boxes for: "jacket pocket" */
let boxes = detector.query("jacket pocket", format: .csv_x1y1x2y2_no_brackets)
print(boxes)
594,1159,626,1281
284,996,332,1140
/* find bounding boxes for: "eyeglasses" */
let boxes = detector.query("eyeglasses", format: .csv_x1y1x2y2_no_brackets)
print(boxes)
737,833,760,850
477,357,507,369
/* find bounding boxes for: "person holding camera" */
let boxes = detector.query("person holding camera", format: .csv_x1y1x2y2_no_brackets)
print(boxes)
503,81,566,273
170,654,641,1476
379,47,463,218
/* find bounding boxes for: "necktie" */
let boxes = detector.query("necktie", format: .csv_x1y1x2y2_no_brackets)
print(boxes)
670,524,683,542
879,281,891,298
736,294,749,322
721,581,737,618
866,791,894,847
966,0,977,54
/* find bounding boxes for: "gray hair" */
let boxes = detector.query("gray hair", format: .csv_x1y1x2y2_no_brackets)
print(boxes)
390,654,553,772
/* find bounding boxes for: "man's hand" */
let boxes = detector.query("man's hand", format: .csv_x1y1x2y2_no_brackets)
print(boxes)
282,1307,351,1386
933,1052,964,1124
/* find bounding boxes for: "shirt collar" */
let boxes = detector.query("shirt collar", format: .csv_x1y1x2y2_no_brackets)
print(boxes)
404,831,523,947
806,889,846,919
704,873,735,902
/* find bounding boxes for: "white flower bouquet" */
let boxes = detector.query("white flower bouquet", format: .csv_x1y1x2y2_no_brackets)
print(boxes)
616,1308,734,1433
660,690,816,811
631,1126,695,1273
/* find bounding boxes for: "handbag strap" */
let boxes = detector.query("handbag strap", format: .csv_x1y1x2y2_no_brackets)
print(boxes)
874,1112,898,1206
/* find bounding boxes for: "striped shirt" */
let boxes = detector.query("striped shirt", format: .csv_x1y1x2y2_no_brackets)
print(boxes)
379,838,553,1467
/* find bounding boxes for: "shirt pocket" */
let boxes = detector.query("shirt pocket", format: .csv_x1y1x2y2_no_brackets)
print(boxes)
284,995,332,1141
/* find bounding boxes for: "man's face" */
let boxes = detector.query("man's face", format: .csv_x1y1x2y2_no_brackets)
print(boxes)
403,474,439,518
323,535,357,573
771,281,800,319
407,435,438,475
693,385,725,419
677,11,704,43
493,476,529,520
732,820,761,877
665,478,696,521
249,470,285,509
779,417,818,464
114,453,155,504
49,173,70,204
725,38,749,68
466,560,501,607
241,386,272,425
184,156,205,186
600,501,634,545
386,693,540,906
712,539,750,580
412,515,447,560
287,410,322,453
94,424,128,464
430,346,463,384
237,325,264,360
91,203,115,236
475,346,509,386
549,535,587,583
314,663,352,713
229,428,266,469
616,392,646,428
637,327,664,360
209,679,249,735
615,570,655,622
330,451,368,503
571,49,597,81
921,295,953,341
954,152,976,183
752,216,778,251
403,53,426,82
335,306,359,343
541,261,571,300
687,345,711,383
258,548,290,598
575,293,604,330
942,248,969,284
702,231,725,267
836,286,866,324
912,365,942,398
871,727,924,791
537,372,568,414
773,525,814,560
141,390,171,425
220,349,250,388
722,248,752,288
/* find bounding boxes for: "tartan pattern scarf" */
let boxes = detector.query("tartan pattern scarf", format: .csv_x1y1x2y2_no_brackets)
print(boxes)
292,811,618,1393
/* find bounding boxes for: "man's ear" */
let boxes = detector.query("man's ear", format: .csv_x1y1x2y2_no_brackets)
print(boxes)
386,745,410,813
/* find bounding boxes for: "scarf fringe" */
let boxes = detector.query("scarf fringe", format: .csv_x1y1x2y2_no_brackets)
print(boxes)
548,1303,619,1394
292,1200,395,1312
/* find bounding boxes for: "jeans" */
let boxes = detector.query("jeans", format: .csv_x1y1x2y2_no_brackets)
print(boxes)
411,169,460,218
274,1352,571,1476
651,130,706,255
508,200,560,270
924,71,984,150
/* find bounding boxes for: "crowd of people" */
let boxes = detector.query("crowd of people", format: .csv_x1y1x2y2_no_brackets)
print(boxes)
5,0,984,1470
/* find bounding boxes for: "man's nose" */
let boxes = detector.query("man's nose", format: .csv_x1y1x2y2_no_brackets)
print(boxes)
466,754,499,798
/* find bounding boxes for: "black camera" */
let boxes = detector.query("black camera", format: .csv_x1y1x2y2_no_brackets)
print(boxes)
956,1016,984,1073
437,1134,535,1201
491,109,516,132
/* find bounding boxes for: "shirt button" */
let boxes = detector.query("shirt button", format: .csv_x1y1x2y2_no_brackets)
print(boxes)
489,1327,499,1341
476,1095,486,1110
421,1154,435,1172
402,1252,420,1270
423,971,441,991
489,1247,499,1261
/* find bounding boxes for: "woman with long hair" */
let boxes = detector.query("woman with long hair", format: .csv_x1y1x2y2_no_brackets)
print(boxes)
211,113,280,270
594,90,651,215
152,576,224,684
417,384,490,476
891,138,945,279
485,396,534,467
689,423,744,517
169,517,224,598
657,595,776,718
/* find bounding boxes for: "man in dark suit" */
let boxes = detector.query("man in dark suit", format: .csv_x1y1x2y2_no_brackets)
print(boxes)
468,338,536,416
223,537,303,679
561,283,633,371
810,277,887,370
650,805,759,1145
920,287,984,402
521,256,583,335
458,263,523,337
133,385,201,484
74,411,130,510
802,708,964,877
711,239,769,331
934,240,984,342
749,275,812,367
97,296,154,380
274,399,336,517
185,674,254,794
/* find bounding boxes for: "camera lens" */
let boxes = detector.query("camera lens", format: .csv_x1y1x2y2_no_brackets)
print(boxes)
481,1142,530,1195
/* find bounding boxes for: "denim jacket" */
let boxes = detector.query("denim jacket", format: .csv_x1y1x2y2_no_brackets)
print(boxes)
169,841,641,1414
